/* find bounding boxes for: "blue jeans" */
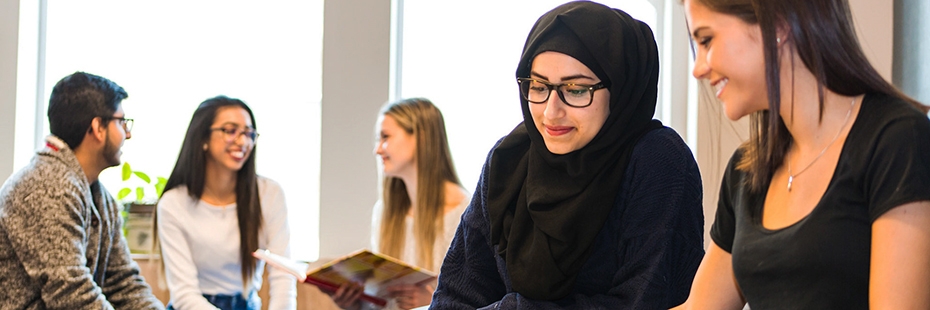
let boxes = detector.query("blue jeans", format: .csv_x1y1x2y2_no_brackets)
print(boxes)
167,291,260,310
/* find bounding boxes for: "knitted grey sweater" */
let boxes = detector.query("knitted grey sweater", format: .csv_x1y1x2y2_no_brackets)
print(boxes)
0,136,164,309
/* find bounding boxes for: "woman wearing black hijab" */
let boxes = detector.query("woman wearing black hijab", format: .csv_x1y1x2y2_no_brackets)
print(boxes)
430,2,703,309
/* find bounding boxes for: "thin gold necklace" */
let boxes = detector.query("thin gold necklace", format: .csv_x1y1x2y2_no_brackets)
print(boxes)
787,97,856,192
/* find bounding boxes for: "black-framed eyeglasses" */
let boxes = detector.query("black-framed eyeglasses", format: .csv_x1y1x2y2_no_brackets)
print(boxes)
105,117,134,133
210,125,259,143
517,77,607,108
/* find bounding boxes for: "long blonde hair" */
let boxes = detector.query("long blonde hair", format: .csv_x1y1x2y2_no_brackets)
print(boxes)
377,98,461,271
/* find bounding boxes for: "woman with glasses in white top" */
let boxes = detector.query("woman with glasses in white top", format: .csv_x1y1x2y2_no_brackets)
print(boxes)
156,96,296,310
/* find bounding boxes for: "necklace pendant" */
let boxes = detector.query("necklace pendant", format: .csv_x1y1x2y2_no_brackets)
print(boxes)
787,175,794,192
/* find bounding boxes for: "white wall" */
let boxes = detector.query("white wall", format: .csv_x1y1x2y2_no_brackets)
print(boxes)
0,0,19,182
318,0,392,259
850,0,894,80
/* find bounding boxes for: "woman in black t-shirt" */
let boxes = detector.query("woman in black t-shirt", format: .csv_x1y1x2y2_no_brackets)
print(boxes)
676,0,930,309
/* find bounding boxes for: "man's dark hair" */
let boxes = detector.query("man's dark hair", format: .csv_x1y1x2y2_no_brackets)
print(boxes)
47,71,128,150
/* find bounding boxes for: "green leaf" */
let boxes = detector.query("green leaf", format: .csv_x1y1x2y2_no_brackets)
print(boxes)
136,187,145,202
134,171,151,183
117,188,132,200
121,162,132,181
155,177,167,198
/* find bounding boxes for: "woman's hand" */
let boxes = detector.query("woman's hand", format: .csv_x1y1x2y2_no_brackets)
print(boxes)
330,282,365,310
386,283,434,309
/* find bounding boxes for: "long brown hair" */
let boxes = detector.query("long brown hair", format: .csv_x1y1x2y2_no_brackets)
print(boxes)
155,96,263,290
691,0,929,192
377,98,460,271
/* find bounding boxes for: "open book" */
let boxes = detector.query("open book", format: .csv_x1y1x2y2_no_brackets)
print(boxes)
253,248,437,307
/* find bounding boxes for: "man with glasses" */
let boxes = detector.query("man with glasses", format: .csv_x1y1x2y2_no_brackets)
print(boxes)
0,72,164,309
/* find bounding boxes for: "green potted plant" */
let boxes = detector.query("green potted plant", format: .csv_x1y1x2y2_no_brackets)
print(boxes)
118,162,167,204
118,162,167,254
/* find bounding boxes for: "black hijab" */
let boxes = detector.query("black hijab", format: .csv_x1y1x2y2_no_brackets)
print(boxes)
487,1,662,300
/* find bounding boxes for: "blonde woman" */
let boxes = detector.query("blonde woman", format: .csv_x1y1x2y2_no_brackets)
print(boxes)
331,98,469,310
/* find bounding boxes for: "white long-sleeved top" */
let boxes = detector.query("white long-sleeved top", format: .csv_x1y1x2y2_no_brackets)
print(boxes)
157,177,296,310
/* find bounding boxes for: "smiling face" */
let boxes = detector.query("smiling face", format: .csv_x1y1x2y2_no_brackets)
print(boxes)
205,106,255,174
528,51,610,154
686,0,769,120
375,114,417,179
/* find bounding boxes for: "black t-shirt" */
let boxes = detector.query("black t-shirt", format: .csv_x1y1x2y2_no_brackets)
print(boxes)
711,93,930,309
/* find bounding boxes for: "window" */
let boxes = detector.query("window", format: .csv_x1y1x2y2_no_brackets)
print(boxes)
44,1,323,261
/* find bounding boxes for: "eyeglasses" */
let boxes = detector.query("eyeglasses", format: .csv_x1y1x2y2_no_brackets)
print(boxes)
210,125,259,143
106,117,134,133
517,78,607,108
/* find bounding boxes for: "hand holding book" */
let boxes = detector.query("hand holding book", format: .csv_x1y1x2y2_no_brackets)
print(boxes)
385,283,435,310
253,248,436,308
331,281,366,309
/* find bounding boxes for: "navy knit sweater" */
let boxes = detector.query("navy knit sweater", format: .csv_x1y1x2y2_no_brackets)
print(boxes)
431,127,704,309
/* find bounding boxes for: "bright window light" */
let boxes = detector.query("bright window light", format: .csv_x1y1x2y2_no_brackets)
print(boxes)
44,0,323,261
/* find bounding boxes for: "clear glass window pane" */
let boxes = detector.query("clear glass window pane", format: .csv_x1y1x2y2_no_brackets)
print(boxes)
45,0,323,261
